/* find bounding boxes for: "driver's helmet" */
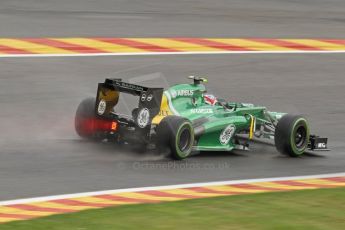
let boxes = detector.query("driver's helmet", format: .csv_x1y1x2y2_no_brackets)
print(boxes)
203,94,217,106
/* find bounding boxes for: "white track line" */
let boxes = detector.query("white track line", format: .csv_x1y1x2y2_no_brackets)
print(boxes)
1,172,344,206
0,50,345,58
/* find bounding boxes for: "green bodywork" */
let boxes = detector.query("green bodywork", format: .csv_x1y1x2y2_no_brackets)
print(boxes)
162,82,285,151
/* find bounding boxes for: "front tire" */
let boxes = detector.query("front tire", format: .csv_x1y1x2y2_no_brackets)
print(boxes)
156,116,194,160
274,114,310,157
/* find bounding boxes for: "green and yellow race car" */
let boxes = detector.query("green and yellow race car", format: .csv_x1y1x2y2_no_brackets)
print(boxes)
75,76,328,160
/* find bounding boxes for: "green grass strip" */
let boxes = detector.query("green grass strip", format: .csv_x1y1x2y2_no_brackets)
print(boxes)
1,187,345,230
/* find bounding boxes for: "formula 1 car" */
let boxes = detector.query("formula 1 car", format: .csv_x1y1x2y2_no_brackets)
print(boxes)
75,76,329,160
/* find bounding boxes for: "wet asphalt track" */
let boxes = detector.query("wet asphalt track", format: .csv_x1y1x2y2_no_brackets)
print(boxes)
0,0,345,200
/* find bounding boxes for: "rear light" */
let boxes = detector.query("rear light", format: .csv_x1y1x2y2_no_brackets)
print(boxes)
79,118,118,135
111,121,118,131
94,119,117,131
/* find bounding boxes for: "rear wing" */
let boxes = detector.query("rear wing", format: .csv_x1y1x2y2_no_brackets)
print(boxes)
95,78,163,127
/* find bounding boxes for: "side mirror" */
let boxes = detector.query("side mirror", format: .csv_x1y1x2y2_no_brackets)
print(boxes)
188,76,208,85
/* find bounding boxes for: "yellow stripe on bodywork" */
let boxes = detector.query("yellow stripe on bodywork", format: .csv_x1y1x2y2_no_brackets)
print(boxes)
98,87,120,114
249,115,255,139
152,94,174,124
0,39,75,54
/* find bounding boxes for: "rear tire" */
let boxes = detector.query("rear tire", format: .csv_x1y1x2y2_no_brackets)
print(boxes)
75,97,102,140
156,116,194,160
275,114,310,157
